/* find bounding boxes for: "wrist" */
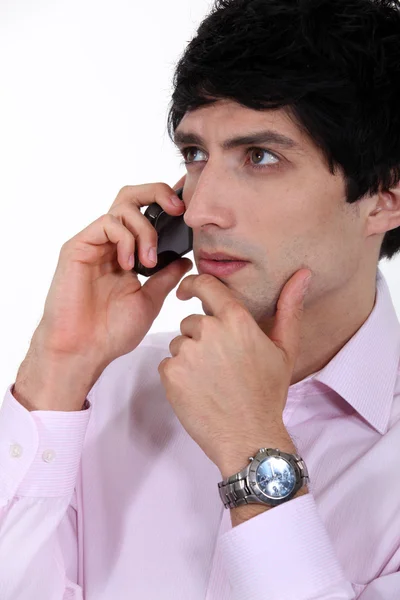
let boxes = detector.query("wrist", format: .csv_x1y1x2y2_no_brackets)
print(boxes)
14,344,102,411
218,425,296,479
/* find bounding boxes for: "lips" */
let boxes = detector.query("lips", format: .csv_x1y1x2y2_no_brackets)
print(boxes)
198,258,249,277
198,251,247,262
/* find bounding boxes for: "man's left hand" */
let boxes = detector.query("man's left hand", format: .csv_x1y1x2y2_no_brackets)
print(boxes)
158,269,312,472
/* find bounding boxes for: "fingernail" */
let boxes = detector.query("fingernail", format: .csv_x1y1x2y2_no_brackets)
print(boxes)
303,275,312,292
170,194,184,207
148,247,157,264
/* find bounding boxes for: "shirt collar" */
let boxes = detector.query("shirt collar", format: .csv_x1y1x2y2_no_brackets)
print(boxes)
289,267,400,435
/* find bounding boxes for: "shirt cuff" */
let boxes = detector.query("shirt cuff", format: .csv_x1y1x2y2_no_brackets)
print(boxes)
0,383,92,502
218,493,351,600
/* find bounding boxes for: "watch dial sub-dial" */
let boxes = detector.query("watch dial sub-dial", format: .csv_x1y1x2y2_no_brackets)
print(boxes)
255,456,296,498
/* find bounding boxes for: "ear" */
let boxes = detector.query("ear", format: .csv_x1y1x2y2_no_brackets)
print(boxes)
367,180,400,235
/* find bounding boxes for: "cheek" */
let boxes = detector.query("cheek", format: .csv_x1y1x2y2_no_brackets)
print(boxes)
244,175,355,258
269,194,356,266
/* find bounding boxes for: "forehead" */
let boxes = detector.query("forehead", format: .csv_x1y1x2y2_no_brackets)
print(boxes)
175,99,311,152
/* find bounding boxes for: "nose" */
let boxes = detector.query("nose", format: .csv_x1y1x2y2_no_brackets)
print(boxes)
183,180,233,232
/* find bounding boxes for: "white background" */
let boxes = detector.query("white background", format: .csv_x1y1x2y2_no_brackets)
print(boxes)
1,0,399,402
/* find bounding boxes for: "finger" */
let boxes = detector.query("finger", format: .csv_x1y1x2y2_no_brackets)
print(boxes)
177,274,240,319
173,174,186,192
66,213,141,272
141,257,193,316
110,182,185,215
179,313,204,340
269,270,311,365
108,202,161,269
108,182,186,269
169,334,186,357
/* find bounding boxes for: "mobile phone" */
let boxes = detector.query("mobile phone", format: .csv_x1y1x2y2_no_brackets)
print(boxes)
133,187,193,277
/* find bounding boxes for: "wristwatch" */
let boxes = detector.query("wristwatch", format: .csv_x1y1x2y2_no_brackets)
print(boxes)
218,448,309,509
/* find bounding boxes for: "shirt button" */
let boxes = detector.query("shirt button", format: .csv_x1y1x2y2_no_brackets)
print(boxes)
42,449,56,463
9,443,23,458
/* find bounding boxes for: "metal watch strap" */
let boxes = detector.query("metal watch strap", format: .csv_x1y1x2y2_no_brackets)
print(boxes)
218,448,309,509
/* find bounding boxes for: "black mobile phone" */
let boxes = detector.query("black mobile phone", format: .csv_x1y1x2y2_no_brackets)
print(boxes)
133,187,193,277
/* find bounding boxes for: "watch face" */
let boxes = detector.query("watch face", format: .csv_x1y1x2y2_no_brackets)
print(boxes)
255,456,296,499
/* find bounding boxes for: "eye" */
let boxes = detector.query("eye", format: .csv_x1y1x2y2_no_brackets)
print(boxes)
248,148,280,170
179,147,207,165
177,146,280,171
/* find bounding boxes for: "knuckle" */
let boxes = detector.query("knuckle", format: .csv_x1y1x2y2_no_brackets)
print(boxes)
101,213,119,226
110,205,157,248
168,338,176,355
226,300,248,320
111,186,140,210
60,240,70,253
119,184,135,195
158,357,169,372
199,317,212,335
155,181,172,193
198,274,215,286
154,181,176,200
60,239,80,261
107,206,126,223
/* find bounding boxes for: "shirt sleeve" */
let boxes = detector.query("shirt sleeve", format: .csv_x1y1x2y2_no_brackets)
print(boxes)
0,383,91,600
218,492,356,600
357,571,400,598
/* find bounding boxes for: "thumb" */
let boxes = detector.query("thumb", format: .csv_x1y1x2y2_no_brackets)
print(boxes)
141,257,193,313
269,270,312,366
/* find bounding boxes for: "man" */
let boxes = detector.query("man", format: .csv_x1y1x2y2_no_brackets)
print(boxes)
1,0,400,598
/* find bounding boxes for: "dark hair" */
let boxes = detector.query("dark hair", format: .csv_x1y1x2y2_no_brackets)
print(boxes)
167,0,400,261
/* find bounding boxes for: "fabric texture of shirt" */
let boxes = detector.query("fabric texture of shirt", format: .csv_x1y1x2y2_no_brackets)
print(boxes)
1,266,400,600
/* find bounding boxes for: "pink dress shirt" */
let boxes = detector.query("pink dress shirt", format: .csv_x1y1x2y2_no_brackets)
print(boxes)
1,266,400,599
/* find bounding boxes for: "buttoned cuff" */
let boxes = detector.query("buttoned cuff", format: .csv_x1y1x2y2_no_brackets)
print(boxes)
219,493,352,600
0,383,92,502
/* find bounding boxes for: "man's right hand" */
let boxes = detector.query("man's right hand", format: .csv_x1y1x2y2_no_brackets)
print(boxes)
13,178,192,411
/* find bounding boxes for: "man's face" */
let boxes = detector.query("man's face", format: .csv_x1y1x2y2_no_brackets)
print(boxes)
174,99,366,326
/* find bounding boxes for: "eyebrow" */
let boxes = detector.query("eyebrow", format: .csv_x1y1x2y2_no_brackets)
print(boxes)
173,128,304,153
